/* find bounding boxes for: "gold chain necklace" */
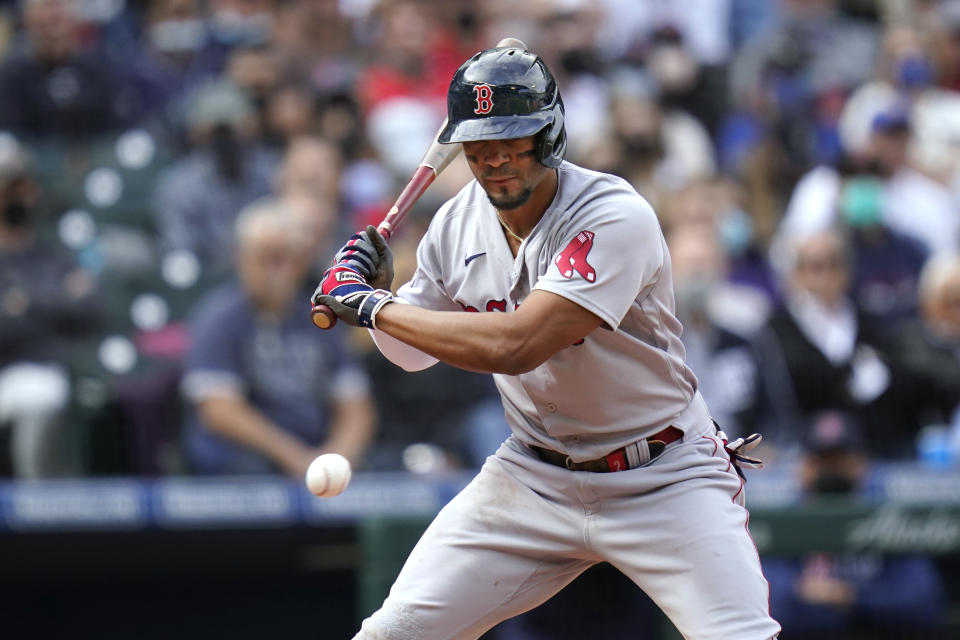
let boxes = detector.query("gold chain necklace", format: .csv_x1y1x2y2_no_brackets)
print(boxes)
495,210,526,243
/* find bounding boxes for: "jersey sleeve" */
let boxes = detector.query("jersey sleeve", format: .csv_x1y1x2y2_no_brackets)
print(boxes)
374,207,454,371
368,318,440,372
534,195,663,330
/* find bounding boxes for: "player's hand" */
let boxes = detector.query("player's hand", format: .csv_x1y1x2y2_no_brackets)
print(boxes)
311,264,394,328
334,225,394,291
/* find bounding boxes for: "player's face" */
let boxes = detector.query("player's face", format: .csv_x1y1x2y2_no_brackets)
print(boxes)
462,136,551,210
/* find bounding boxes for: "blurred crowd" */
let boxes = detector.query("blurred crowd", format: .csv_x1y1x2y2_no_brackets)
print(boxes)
0,0,958,487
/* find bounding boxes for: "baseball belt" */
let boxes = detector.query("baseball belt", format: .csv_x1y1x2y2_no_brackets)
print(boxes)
530,426,683,472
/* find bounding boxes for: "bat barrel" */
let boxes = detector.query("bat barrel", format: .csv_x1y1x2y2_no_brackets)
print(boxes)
378,165,439,240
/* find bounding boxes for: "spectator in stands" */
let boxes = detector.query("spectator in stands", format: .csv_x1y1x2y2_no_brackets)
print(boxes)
225,45,283,136
838,173,928,328
775,144,931,329
585,80,715,211
669,225,765,439
268,0,354,92
152,80,279,274
0,134,101,477
207,0,274,50
527,1,609,161
752,228,915,456
763,410,945,638
121,0,231,137
181,199,374,476
726,0,879,183
937,1,960,92
889,253,960,431
276,136,341,216
0,0,131,139
262,83,317,149
781,96,959,260
643,23,729,137
867,104,959,257
354,0,461,115
358,0,462,178
273,135,344,270
663,178,779,305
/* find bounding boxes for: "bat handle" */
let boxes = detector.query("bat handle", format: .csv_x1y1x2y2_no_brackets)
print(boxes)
312,144,439,330
311,303,337,329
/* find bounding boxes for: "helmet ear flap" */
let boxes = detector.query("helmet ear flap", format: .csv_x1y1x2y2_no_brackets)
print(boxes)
536,105,566,168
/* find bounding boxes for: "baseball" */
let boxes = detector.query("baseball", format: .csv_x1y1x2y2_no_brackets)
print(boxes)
305,453,352,497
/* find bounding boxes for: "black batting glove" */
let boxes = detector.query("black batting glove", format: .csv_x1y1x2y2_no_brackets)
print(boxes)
334,225,394,291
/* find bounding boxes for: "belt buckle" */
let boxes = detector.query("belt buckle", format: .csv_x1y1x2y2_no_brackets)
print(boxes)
564,456,575,470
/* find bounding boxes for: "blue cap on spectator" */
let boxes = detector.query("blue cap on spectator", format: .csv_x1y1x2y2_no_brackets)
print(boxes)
871,105,910,133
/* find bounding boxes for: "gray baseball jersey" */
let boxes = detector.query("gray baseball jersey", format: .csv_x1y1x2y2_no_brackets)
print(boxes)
361,160,779,640
397,160,710,461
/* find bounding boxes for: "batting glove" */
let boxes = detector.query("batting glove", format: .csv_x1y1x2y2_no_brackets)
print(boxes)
311,264,394,329
717,429,764,481
334,225,394,291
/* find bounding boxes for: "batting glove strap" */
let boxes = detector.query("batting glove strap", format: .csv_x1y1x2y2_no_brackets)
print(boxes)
717,429,764,481
357,289,394,329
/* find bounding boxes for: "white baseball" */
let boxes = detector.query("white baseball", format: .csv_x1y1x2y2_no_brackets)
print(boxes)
305,453,352,497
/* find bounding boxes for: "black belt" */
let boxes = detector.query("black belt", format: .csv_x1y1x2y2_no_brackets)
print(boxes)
530,427,683,472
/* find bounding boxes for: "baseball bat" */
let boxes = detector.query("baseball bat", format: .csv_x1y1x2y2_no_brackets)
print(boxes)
311,37,529,330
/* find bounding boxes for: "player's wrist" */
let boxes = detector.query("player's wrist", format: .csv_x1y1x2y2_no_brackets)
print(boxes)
357,289,394,329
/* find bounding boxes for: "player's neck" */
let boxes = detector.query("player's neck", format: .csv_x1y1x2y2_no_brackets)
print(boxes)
496,169,558,241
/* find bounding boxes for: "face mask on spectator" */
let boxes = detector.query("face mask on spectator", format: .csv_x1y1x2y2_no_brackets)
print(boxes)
813,471,856,495
719,208,754,256
675,276,717,319
209,124,243,181
209,9,273,47
2,198,31,227
559,48,602,75
622,133,664,161
840,177,883,228
149,19,207,54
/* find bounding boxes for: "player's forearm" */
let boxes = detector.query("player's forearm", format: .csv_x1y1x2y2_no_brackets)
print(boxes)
374,302,540,375
198,396,306,470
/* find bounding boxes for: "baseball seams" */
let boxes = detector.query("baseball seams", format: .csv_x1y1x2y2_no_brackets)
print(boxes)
320,467,330,495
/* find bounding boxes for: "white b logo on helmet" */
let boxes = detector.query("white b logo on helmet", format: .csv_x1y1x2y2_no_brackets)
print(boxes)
473,84,494,114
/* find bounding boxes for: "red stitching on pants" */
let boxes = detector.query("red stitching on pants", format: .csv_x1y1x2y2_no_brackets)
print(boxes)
701,435,731,472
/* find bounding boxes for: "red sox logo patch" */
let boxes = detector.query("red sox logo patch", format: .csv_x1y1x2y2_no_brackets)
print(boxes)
555,230,597,282
473,84,494,115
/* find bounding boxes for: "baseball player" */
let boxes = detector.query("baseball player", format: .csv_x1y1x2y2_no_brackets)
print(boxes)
313,47,781,640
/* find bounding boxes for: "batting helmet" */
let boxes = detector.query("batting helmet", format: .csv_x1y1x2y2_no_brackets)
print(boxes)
438,47,567,168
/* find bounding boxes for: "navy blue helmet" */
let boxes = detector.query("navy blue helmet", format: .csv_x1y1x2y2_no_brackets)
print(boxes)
438,47,567,168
